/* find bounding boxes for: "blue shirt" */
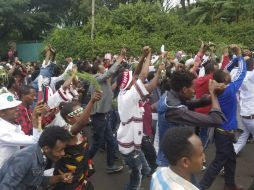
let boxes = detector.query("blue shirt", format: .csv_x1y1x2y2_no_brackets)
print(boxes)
218,56,246,130
0,144,49,190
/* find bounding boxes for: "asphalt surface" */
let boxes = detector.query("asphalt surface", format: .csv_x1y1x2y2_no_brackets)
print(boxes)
87,128,254,190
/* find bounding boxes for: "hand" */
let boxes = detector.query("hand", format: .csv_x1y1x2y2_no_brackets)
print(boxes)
66,57,73,63
120,48,126,58
58,171,73,184
91,90,102,103
15,60,21,65
244,56,250,61
33,101,47,117
228,44,241,56
117,48,126,63
199,39,209,52
143,46,150,57
157,63,165,73
209,80,226,95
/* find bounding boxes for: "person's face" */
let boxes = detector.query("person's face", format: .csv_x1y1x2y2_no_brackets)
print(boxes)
66,105,83,125
214,64,219,71
180,81,195,100
104,59,110,65
187,134,204,173
16,74,24,84
43,140,68,162
13,76,22,91
23,89,36,106
98,65,106,74
0,106,19,123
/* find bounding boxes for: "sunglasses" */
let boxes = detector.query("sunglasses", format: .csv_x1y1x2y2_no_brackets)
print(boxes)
67,107,83,118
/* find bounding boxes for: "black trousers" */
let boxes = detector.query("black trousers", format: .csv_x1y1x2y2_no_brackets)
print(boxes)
200,130,236,189
141,136,157,171
89,113,115,167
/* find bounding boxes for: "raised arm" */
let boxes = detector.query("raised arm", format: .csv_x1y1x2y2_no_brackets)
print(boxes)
231,56,247,91
96,49,125,83
166,79,225,127
145,63,165,93
44,47,51,66
134,49,148,76
139,47,151,83
70,91,102,135
226,44,242,72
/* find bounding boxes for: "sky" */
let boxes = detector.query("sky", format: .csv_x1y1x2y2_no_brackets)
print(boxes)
171,0,196,6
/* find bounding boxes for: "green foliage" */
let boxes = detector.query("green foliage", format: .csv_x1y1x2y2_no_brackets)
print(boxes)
186,0,254,24
76,72,101,90
45,2,254,60
0,0,103,42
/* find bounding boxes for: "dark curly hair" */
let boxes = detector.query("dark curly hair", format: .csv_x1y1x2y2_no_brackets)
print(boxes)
213,69,227,83
38,126,72,148
161,127,195,166
170,70,195,92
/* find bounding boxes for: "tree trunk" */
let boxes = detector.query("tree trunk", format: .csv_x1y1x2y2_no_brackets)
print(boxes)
187,0,190,7
180,0,186,13
91,0,95,40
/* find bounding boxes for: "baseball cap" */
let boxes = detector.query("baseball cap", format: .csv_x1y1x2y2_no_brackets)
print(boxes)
104,53,112,60
0,93,21,110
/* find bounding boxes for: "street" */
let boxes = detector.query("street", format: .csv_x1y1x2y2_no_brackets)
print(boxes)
90,135,254,190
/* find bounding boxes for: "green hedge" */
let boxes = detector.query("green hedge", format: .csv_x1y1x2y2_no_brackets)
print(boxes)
45,2,254,60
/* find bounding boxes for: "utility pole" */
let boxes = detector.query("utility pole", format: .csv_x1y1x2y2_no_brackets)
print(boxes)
91,0,95,40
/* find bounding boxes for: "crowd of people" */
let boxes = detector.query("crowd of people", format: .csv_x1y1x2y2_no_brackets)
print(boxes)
0,42,253,190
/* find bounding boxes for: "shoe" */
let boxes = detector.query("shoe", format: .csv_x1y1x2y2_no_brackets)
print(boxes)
224,184,244,190
107,165,123,174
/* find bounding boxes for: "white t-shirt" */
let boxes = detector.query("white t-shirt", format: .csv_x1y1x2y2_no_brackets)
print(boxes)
117,79,149,154
151,167,199,190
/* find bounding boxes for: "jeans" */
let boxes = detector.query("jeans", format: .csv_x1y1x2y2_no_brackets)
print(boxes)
107,109,120,133
39,62,56,78
89,113,115,167
122,150,151,190
199,127,210,150
234,118,254,154
200,130,236,189
107,110,120,151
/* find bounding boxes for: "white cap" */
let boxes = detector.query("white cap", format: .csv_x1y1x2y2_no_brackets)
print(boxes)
104,53,112,60
185,58,194,67
0,93,21,110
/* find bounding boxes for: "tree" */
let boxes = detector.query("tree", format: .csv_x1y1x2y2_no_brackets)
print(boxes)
45,1,254,60
0,0,102,41
220,0,252,22
187,0,224,24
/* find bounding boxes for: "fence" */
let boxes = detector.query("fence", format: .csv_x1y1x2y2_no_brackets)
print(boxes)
16,42,43,62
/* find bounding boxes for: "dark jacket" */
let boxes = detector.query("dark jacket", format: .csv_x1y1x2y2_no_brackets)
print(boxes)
156,90,226,166
0,143,49,190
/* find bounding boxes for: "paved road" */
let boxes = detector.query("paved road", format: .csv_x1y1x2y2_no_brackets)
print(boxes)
88,130,254,190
